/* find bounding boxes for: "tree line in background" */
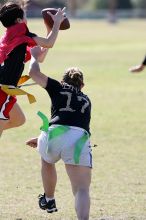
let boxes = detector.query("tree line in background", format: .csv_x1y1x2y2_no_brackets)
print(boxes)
0,0,146,10
0,0,146,20
92,0,146,9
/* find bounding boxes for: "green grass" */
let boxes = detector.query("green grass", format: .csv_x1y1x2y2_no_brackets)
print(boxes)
1,19,146,220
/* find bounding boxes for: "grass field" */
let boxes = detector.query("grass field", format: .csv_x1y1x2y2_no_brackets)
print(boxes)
1,19,146,220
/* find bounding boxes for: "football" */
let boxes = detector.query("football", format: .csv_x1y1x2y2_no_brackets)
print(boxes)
41,8,70,30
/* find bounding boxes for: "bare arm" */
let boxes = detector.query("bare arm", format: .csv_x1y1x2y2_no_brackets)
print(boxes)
28,47,48,88
33,8,65,48
33,23,60,48
33,46,49,63
38,47,49,63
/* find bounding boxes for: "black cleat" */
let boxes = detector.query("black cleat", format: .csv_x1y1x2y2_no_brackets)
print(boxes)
38,194,58,213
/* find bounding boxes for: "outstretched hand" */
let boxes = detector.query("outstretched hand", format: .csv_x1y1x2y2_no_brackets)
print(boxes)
129,64,145,73
47,7,66,25
26,137,38,148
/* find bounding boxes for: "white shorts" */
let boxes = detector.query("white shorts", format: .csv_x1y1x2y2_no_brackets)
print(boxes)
37,125,92,168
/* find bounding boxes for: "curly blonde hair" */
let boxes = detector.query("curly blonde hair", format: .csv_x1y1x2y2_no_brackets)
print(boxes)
62,67,84,89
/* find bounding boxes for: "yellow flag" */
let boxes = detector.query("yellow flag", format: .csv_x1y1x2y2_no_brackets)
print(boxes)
17,75,30,86
1,85,36,104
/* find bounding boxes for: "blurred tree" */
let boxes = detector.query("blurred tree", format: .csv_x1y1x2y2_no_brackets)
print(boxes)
91,0,133,9
44,0,65,8
67,0,77,17
0,0,5,5
33,0,65,7
117,0,133,9
94,0,108,9
31,0,79,17
33,0,49,5
132,0,146,8
0,0,29,10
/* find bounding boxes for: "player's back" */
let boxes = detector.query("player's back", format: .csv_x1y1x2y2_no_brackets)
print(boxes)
46,79,91,133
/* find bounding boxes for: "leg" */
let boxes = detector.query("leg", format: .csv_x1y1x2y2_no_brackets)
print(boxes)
3,102,26,130
41,158,57,198
0,120,7,137
65,164,91,220
39,158,58,213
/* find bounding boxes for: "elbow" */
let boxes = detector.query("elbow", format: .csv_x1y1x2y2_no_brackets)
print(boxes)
38,56,46,63
45,45,53,49
37,56,44,63
45,42,54,49
50,42,54,48
38,60,43,63
38,59,44,63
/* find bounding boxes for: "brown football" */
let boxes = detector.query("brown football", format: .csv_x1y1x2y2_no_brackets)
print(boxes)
41,8,70,30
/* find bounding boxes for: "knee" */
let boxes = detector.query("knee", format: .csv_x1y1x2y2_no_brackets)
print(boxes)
20,114,26,126
15,114,26,127
74,187,89,196
10,114,26,128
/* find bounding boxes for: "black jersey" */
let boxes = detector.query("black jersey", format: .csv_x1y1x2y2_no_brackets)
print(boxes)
45,77,91,133
0,32,36,87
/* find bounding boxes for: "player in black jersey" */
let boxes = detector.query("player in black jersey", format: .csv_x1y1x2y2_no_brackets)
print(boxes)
26,46,92,219
0,1,66,137
129,55,146,73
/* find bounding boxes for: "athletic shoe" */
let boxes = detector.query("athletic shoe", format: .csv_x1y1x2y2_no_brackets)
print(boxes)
38,194,58,213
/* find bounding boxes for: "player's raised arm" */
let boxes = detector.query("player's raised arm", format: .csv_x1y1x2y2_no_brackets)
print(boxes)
33,8,66,48
29,46,48,88
36,47,49,63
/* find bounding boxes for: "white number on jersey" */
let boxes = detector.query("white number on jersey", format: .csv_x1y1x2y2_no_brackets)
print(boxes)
59,92,89,113
59,92,76,112
77,96,90,113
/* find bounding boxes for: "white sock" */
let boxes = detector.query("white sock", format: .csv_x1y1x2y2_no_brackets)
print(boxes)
45,196,54,202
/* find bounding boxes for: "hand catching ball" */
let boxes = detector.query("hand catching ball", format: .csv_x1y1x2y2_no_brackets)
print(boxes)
41,8,70,30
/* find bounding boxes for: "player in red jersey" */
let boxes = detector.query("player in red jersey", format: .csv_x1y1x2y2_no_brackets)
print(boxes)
0,2,65,137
